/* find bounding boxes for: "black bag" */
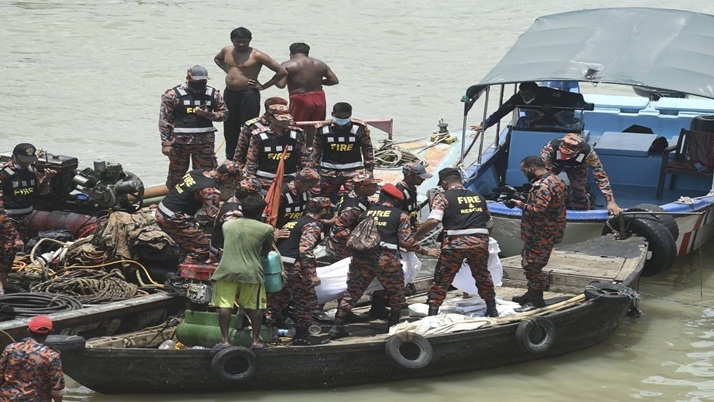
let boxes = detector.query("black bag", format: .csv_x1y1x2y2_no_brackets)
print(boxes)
346,217,380,252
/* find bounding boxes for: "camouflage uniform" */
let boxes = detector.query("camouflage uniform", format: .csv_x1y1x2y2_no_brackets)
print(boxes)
268,199,330,330
159,81,228,189
0,338,65,400
427,185,495,307
232,115,270,170
541,135,615,210
155,170,222,262
310,119,374,203
336,200,426,318
326,190,370,261
518,173,567,291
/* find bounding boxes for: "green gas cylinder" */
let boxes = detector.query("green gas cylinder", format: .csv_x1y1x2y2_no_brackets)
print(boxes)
262,250,284,293
176,310,272,348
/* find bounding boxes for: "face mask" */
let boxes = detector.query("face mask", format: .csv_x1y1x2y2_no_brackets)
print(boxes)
188,81,207,91
525,169,538,182
332,117,350,126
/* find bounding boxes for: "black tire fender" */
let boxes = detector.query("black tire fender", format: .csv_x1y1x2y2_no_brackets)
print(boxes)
603,215,677,277
627,203,679,241
584,282,637,302
44,335,86,352
515,318,556,353
210,346,257,381
385,333,433,369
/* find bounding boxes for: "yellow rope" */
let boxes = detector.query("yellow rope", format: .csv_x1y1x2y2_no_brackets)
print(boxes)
61,260,164,288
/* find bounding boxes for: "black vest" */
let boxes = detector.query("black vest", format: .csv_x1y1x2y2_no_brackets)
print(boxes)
0,164,37,215
336,192,369,216
160,170,217,216
211,201,242,249
277,184,309,230
278,215,316,263
255,130,302,180
442,188,490,233
365,204,401,248
317,122,365,170
395,182,419,219
172,86,217,134
548,138,590,173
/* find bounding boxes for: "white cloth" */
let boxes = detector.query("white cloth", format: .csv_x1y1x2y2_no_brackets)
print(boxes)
451,237,503,293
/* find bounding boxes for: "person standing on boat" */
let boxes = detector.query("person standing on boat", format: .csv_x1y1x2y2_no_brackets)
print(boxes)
0,315,65,401
155,165,237,264
0,143,56,295
275,42,339,122
394,162,433,231
509,156,567,308
413,168,499,317
328,184,438,340
214,27,288,161
210,177,264,258
212,196,274,350
274,168,319,243
268,197,332,346
232,97,289,170
541,133,623,215
159,65,228,189
325,174,381,262
311,102,375,203
245,104,306,190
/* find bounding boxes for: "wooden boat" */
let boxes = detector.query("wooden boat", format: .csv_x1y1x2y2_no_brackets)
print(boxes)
458,8,714,276
49,234,647,394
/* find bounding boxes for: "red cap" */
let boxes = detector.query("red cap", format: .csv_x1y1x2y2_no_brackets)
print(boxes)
381,183,404,200
28,315,53,334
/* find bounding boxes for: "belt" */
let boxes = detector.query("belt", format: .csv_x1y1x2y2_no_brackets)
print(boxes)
319,161,364,170
379,242,398,250
172,127,216,134
445,228,489,236
256,170,296,179
281,256,296,264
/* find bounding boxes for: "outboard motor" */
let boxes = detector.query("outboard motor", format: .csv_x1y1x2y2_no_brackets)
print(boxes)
71,161,145,211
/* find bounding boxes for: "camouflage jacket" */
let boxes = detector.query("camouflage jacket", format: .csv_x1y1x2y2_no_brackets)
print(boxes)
519,173,567,245
233,115,270,169
310,121,375,177
0,338,65,401
245,126,307,179
540,141,614,203
159,82,228,145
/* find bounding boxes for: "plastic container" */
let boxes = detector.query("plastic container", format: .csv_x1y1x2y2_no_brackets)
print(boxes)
179,263,217,280
262,250,284,293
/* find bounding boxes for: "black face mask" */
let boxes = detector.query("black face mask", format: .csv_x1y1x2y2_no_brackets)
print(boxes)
525,169,538,182
188,81,207,92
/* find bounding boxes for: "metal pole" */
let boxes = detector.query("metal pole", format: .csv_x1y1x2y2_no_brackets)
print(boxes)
495,84,505,148
459,107,468,166
477,87,490,165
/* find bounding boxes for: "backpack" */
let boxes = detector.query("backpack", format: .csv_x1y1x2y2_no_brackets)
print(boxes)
346,216,381,252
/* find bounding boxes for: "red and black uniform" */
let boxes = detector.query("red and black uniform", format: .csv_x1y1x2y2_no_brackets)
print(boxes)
0,338,65,400
276,182,310,233
326,190,370,261
245,127,306,190
427,185,495,307
232,115,270,170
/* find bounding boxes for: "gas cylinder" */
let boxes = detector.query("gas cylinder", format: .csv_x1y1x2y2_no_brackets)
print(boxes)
262,250,284,293
175,310,272,348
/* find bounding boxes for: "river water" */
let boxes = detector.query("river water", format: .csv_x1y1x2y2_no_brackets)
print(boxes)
2,0,713,401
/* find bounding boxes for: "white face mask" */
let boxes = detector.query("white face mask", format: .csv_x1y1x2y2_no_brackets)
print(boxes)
332,117,351,126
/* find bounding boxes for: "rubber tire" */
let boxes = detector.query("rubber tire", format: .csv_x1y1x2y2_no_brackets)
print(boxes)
515,318,556,353
210,346,257,381
603,215,677,277
584,282,636,302
44,335,86,352
385,334,433,369
627,203,679,241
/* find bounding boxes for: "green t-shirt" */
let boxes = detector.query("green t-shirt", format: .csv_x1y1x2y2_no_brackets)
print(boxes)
212,218,275,284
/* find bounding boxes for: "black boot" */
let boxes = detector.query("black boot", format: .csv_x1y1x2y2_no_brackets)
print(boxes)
511,290,531,305
344,310,371,323
327,317,349,340
368,291,390,319
387,309,402,327
525,290,546,309
485,298,499,317
428,305,439,316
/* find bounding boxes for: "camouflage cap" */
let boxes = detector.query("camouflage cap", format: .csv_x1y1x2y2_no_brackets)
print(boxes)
352,174,382,187
264,97,288,109
307,196,332,210
238,177,262,193
267,104,290,115
296,168,319,182
402,162,433,179
559,133,584,158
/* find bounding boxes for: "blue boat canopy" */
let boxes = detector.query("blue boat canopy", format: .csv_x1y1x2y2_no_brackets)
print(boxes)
476,8,714,100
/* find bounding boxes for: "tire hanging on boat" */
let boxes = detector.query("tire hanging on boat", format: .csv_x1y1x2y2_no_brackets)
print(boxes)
626,203,679,241
515,318,556,353
602,214,677,277
210,346,257,381
384,333,433,369
43,335,87,352
584,282,638,302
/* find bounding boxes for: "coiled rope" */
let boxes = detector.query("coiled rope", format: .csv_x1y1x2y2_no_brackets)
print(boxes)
31,268,146,304
0,293,83,317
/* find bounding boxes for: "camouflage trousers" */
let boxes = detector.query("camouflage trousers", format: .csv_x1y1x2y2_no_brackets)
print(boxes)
155,211,209,262
565,167,591,210
428,234,495,307
337,250,405,316
265,262,318,328
166,141,217,189
521,242,554,292
325,236,350,262
319,169,360,204
0,218,20,272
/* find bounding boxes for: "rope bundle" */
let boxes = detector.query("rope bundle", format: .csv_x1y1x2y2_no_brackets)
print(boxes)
0,293,83,317
31,269,146,304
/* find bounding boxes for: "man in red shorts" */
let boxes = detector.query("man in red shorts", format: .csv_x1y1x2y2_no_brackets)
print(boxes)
276,42,339,122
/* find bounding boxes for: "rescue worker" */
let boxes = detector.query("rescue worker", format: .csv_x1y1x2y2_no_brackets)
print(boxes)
540,133,623,215
232,97,289,170
274,168,320,242
267,197,332,346
325,174,381,262
0,143,56,294
155,164,236,264
159,65,228,189
210,177,263,257
245,104,306,190
394,162,433,231
310,102,375,203
328,184,438,340
509,156,567,308
413,168,499,317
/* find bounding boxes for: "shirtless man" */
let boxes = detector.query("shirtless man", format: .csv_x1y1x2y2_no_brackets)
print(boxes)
276,42,339,123
214,27,287,161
